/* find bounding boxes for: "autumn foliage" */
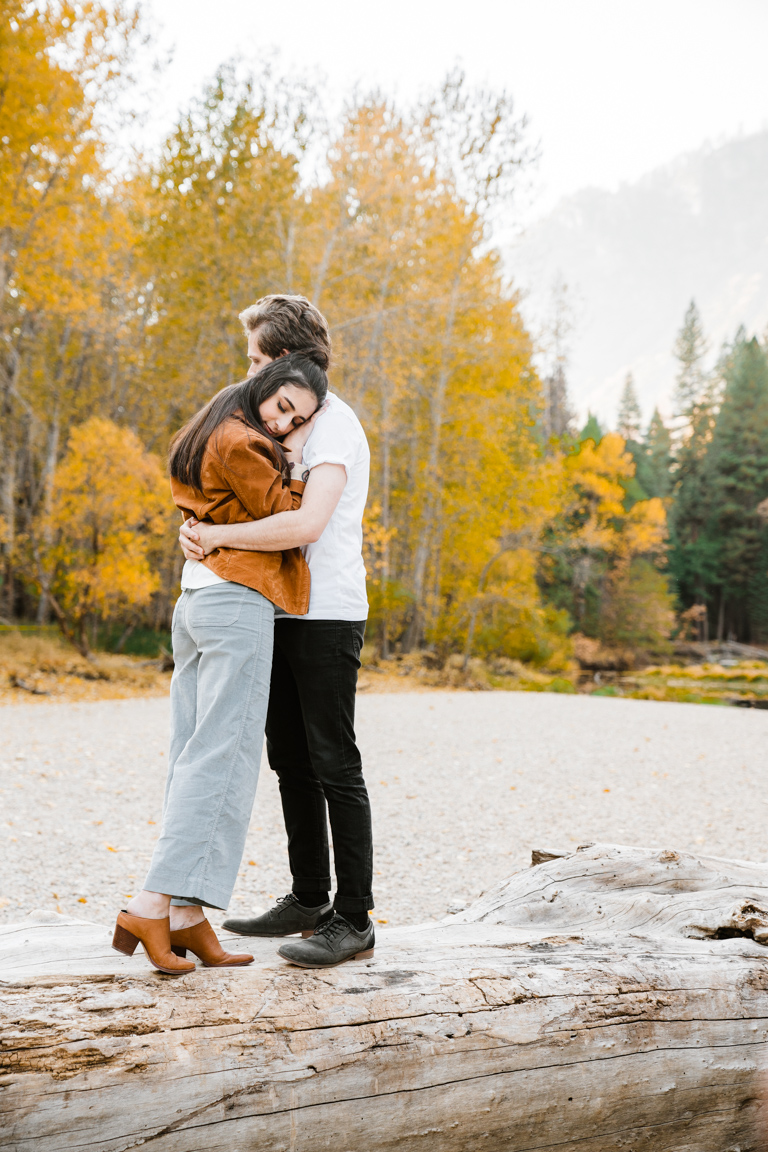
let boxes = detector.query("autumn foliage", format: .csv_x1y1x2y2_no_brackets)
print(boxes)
35,419,169,656
1,2,675,664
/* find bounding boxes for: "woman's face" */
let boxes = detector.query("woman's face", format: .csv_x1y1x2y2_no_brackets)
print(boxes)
259,384,317,438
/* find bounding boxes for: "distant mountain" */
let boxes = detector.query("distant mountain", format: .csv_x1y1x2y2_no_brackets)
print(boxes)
508,131,768,427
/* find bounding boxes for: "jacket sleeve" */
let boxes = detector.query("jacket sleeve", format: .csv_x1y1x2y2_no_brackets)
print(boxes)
219,433,304,521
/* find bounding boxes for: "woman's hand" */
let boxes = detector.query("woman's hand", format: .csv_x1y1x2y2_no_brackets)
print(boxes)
281,402,327,463
179,517,220,559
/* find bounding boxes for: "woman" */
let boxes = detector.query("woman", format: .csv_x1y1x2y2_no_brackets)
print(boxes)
112,354,327,974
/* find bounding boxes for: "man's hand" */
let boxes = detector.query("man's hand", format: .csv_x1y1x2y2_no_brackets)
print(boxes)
179,518,220,560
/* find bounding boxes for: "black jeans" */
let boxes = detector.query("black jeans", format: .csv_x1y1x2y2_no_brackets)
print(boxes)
265,618,373,914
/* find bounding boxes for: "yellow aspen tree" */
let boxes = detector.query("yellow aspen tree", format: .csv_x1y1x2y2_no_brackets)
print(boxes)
553,432,674,649
133,68,308,437
0,0,140,618
563,433,667,559
301,102,435,654
291,83,551,660
35,418,169,656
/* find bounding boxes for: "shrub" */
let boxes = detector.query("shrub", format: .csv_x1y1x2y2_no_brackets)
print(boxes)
599,559,675,654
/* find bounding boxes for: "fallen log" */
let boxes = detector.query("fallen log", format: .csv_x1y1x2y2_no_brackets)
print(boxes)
2,843,768,1151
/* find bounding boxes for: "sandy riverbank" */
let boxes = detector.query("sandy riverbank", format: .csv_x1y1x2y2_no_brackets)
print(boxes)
1,691,767,930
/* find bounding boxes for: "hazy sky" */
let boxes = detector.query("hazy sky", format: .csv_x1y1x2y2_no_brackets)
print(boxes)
144,0,768,218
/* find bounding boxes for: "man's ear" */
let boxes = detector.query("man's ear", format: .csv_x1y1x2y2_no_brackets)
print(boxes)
280,348,290,358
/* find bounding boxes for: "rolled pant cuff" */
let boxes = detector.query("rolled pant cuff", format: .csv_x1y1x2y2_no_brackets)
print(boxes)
292,877,333,891
143,867,231,911
333,894,374,913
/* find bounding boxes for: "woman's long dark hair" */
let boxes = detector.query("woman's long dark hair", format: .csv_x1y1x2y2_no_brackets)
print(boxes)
169,354,328,492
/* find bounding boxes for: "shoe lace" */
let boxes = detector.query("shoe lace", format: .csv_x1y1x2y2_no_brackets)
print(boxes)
274,893,298,910
315,915,347,941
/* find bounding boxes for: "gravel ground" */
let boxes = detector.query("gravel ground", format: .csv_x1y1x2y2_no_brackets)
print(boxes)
1,692,767,931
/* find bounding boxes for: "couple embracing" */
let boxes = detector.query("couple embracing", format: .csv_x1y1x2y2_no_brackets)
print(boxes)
112,295,374,974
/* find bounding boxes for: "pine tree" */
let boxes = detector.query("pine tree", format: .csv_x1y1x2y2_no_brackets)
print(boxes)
673,300,707,418
637,409,672,499
669,384,719,600
704,337,768,640
668,306,721,626
620,444,649,508
542,363,575,441
617,372,642,442
579,412,603,445
541,276,575,443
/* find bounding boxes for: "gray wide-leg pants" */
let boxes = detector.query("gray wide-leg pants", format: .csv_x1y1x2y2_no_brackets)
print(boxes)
144,583,274,909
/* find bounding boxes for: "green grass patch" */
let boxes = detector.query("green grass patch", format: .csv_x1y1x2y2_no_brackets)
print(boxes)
547,677,577,694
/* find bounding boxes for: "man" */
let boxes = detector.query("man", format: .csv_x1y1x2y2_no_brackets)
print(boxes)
179,294,374,968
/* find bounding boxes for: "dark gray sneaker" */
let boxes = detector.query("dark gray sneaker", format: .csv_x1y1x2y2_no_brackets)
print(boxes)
222,893,333,938
278,913,375,968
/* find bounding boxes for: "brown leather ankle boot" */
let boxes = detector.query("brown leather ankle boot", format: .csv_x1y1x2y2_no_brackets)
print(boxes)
170,919,254,967
112,911,195,974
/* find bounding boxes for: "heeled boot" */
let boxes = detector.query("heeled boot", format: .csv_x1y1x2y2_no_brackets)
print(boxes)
170,919,254,967
112,910,196,974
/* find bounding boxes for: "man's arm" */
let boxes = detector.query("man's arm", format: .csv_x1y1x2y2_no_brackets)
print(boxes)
179,463,347,558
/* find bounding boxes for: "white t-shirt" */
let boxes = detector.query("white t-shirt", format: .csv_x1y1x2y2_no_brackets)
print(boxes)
282,391,369,621
181,558,227,589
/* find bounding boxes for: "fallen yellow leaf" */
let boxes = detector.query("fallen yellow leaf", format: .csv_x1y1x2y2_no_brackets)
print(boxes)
78,897,87,903
248,860,256,866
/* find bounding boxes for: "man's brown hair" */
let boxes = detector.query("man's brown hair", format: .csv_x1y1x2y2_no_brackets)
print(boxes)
239,294,332,371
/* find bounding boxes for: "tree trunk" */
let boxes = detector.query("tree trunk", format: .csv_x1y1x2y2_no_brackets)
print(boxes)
34,407,60,624
0,435,16,618
403,280,461,652
3,843,768,1151
0,349,19,620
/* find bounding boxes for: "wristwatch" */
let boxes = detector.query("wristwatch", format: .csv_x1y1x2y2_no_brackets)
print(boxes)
289,461,310,484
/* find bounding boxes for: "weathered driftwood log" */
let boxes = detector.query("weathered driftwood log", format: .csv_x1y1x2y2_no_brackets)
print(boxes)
3,843,768,1152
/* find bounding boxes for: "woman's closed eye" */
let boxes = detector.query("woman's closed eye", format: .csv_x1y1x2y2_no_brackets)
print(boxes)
278,401,303,425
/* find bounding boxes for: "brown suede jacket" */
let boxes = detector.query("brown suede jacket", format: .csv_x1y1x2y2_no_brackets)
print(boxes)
170,415,309,614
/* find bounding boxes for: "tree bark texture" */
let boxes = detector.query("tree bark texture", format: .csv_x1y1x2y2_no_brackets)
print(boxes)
2,844,768,1151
